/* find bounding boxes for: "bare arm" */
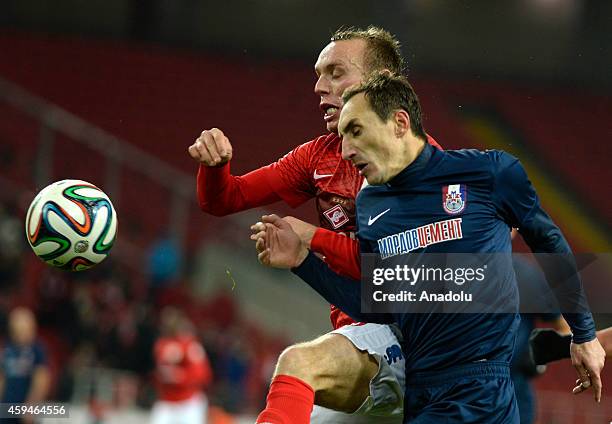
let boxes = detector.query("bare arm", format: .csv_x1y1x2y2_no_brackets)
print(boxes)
26,365,50,403
551,316,571,335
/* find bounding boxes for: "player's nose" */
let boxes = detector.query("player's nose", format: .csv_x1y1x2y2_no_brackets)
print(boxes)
341,139,356,161
314,75,330,96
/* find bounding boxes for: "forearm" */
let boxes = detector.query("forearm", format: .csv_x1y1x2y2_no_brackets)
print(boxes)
551,317,571,334
493,154,596,342
26,367,50,403
310,229,361,280
521,210,595,342
196,163,281,215
292,251,392,324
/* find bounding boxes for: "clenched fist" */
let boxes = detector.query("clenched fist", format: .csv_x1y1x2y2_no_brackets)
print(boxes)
188,128,233,166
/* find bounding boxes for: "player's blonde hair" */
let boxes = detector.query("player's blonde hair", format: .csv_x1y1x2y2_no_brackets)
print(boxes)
331,26,404,75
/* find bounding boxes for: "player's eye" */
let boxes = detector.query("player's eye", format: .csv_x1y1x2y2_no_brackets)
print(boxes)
352,128,361,137
332,69,345,79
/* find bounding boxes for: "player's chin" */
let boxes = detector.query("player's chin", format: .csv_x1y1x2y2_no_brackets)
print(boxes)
326,119,339,134
364,169,382,185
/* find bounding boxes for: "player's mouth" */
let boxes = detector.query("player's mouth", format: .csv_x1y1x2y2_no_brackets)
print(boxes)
355,162,369,175
320,103,340,122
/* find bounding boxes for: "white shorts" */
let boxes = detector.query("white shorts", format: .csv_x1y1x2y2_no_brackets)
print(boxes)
310,323,405,424
150,393,208,424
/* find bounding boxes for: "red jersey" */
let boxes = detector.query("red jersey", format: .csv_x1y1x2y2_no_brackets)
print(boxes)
269,133,364,328
154,335,212,402
197,133,441,329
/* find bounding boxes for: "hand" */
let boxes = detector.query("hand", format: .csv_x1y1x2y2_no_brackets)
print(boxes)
282,216,318,247
570,338,606,402
188,128,233,166
250,215,309,269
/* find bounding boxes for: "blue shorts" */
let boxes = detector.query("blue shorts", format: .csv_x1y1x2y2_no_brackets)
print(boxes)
404,362,519,424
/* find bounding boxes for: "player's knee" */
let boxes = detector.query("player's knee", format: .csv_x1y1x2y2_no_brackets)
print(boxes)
274,335,360,384
315,335,378,412
295,335,378,410
273,334,377,412
274,342,319,383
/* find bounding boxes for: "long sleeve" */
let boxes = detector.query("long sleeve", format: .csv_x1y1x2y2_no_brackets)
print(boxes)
310,228,361,280
196,163,282,216
196,139,319,215
292,251,393,324
491,152,596,343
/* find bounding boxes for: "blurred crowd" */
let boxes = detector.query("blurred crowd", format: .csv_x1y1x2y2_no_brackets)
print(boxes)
0,199,289,419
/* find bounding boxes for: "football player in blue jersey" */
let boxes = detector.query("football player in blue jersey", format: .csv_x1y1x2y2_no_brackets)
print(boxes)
252,72,605,423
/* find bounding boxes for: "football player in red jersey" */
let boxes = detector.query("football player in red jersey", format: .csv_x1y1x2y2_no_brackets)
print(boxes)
188,27,440,424
151,307,212,424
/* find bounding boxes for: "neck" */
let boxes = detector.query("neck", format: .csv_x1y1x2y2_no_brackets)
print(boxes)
387,135,426,180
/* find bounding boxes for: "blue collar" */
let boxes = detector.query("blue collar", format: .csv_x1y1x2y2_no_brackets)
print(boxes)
386,142,436,188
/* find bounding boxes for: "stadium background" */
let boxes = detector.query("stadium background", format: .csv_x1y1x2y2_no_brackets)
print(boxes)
0,0,610,422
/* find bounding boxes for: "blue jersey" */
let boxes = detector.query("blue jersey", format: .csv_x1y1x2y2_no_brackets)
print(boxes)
1,342,46,403
294,143,596,374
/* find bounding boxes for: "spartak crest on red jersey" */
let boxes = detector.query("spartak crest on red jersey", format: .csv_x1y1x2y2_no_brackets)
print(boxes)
323,204,350,229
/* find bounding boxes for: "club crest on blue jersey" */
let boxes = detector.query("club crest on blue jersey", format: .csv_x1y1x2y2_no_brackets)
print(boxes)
442,184,467,215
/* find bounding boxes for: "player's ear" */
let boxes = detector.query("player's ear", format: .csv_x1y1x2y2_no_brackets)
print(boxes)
379,69,393,78
394,109,411,138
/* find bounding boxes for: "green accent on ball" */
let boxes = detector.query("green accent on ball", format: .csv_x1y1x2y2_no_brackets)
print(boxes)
64,184,116,255
35,236,71,261
93,208,116,254
63,185,105,202
94,231,115,254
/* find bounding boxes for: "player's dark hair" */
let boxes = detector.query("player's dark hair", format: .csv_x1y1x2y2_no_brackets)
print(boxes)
343,72,427,140
331,26,404,75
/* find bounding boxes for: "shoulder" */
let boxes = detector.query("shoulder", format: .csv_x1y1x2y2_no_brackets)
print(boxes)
181,336,205,360
441,149,519,174
301,133,340,153
442,148,512,161
483,149,519,168
283,133,338,160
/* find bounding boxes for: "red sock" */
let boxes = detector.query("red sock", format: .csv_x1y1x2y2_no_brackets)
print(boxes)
255,374,315,424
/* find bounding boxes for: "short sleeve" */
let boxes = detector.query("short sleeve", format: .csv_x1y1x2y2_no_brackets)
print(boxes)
34,342,47,366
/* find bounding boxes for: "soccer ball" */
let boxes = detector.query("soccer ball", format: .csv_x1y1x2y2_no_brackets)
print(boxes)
25,179,118,271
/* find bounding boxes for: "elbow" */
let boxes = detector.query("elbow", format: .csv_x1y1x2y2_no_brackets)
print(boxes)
198,199,230,217
200,207,227,218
